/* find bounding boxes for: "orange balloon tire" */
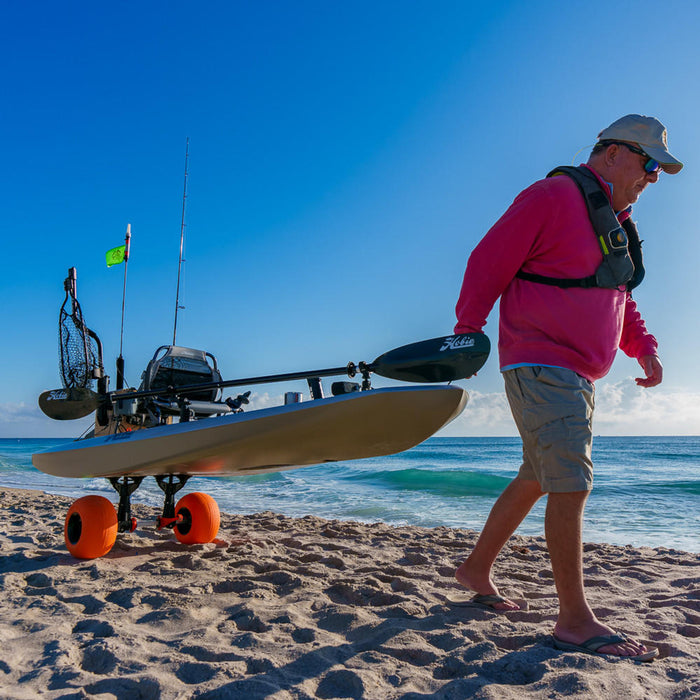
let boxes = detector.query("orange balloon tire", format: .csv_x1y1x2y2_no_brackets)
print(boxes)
174,492,220,544
64,495,118,559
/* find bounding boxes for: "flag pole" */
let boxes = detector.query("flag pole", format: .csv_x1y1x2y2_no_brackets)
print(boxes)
116,223,131,390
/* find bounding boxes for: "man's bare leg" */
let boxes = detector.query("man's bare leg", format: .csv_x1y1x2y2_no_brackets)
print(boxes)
455,477,543,610
547,491,652,657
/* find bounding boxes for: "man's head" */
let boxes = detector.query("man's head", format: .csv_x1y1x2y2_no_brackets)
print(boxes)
587,114,682,211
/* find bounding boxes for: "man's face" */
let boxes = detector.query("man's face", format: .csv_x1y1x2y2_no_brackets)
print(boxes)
609,143,660,211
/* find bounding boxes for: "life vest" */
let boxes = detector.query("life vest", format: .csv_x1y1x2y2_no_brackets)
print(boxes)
515,165,645,292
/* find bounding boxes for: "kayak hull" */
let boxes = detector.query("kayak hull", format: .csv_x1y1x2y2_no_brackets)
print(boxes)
32,385,467,479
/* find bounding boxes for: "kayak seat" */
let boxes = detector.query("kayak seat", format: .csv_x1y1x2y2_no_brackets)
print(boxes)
140,345,223,403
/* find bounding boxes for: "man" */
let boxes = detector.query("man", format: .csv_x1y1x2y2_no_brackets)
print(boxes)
453,115,682,661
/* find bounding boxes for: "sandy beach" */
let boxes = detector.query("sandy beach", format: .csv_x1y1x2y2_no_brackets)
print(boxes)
0,486,698,699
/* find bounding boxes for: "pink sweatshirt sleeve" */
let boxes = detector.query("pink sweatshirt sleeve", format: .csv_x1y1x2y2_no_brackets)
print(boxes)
619,294,659,359
455,183,549,334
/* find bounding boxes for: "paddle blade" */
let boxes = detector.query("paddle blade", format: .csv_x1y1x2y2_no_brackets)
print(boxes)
370,333,490,383
39,388,98,420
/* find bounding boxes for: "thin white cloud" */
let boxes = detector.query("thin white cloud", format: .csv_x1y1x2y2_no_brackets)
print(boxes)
5,381,698,440
594,380,700,435
0,402,40,423
439,389,517,437
0,402,93,438
440,380,700,437
0,393,289,438
247,392,282,411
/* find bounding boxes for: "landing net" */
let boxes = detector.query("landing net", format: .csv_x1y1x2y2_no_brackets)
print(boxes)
58,273,100,389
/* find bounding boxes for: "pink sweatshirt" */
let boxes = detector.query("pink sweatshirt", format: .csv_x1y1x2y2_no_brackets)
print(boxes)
454,166,658,382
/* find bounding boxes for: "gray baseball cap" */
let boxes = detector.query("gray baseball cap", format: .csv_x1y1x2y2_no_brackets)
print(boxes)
598,114,683,174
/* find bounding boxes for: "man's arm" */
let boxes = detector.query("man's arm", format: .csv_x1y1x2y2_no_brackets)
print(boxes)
455,183,550,333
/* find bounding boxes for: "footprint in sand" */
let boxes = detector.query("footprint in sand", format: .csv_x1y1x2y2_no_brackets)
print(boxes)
427,631,466,652
175,661,219,684
246,657,275,674
227,606,270,633
105,588,140,610
24,572,57,597
320,555,345,570
259,570,303,590
81,641,119,675
316,669,365,700
315,609,358,634
59,594,106,615
291,627,316,643
72,619,116,638
212,578,257,594
386,646,441,667
85,677,161,698
434,656,474,680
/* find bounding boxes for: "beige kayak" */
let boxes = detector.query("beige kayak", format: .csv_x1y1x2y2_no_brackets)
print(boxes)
33,385,468,479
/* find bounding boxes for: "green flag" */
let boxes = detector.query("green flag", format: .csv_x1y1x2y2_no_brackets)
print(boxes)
106,245,126,267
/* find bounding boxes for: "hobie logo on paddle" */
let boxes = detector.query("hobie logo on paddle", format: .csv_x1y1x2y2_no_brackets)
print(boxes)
439,336,476,352
47,390,69,401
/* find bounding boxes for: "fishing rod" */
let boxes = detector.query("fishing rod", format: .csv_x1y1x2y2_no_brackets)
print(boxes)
172,137,189,346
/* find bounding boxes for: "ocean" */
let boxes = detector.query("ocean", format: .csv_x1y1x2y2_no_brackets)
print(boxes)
1,436,698,553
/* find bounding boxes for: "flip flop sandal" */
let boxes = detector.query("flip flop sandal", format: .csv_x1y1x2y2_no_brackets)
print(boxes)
552,633,659,662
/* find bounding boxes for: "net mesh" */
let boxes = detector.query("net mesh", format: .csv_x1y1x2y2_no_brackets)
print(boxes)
58,294,98,389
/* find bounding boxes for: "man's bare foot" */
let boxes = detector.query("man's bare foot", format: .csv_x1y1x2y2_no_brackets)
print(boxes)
454,559,520,611
553,619,656,659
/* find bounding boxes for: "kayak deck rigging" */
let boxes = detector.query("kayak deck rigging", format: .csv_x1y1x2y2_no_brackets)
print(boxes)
33,267,488,559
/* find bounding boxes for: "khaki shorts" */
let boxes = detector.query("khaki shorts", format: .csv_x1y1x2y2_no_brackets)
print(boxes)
504,366,595,493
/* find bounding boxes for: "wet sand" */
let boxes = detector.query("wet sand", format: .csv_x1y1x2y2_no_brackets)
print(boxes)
0,487,698,699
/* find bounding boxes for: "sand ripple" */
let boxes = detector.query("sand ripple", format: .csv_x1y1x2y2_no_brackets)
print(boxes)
0,487,698,699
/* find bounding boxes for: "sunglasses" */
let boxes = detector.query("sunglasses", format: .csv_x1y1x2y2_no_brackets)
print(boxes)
613,142,662,174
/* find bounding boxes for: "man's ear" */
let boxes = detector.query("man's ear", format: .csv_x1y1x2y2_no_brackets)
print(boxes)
604,143,619,167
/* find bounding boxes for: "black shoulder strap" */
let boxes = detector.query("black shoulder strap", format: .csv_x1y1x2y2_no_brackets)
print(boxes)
515,166,640,291
515,167,601,288
622,217,645,291
516,269,598,288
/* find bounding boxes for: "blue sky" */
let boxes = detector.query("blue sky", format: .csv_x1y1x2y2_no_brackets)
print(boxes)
2,1,699,437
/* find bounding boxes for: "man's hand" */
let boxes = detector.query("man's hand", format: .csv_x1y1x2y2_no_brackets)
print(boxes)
635,355,663,388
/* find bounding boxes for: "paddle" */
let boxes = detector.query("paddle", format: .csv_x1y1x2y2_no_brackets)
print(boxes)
123,332,490,400
38,333,490,417
38,387,99,421
369,333,490,383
